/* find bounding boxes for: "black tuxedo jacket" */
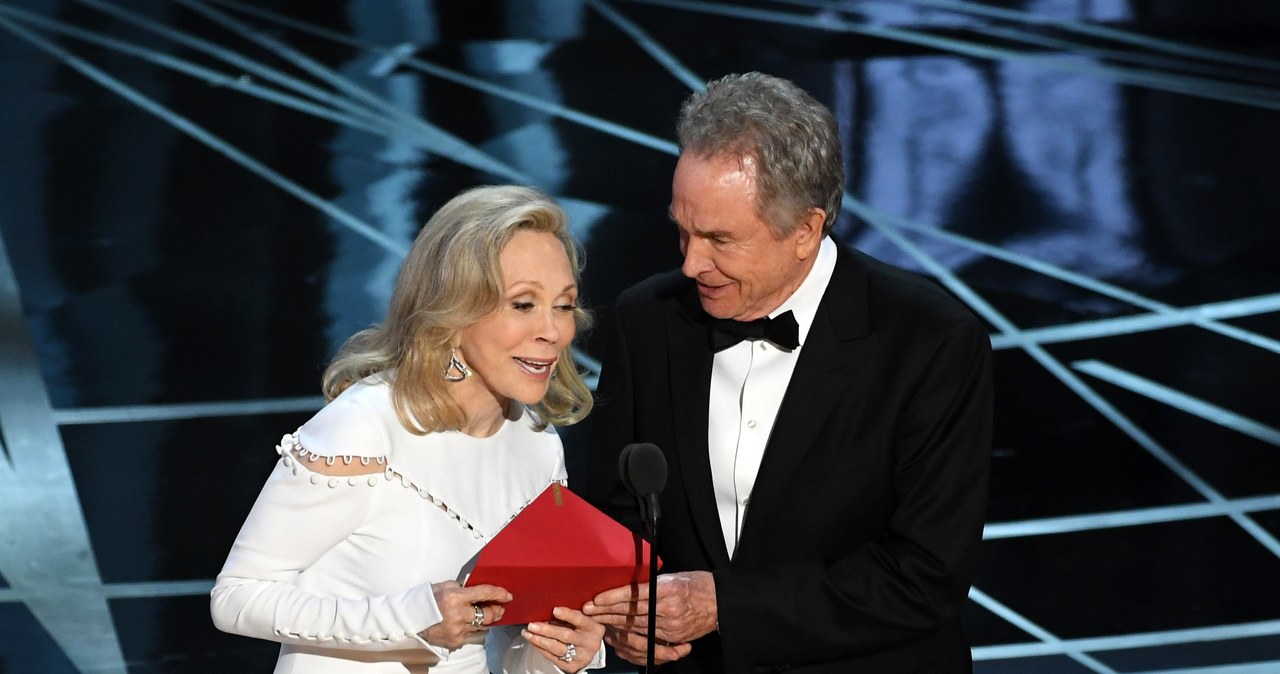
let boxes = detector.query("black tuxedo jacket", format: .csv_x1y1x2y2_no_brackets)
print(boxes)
587,242,993,673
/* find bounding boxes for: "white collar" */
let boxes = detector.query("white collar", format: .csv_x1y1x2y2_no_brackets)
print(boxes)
770,236,837,347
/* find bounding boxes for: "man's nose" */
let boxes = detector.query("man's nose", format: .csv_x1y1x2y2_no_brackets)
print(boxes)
681,238,712,278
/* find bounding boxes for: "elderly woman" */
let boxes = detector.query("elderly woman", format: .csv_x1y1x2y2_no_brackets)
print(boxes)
211,185,605,673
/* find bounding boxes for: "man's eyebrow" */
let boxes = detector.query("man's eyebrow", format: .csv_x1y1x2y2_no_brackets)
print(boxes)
668,207,729,238
691,225,732,240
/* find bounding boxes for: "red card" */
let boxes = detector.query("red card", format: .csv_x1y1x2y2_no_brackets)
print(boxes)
463,483,659,625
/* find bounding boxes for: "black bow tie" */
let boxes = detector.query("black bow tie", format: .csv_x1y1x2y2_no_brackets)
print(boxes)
709,310,800,352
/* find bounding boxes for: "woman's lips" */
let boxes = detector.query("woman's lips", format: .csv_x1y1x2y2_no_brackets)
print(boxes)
514,357,556,378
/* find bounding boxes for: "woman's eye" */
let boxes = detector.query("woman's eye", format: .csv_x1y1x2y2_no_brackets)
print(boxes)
512,301,535,312
555,303,578,312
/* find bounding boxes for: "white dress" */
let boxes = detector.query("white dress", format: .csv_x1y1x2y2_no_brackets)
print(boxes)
210,379,605,673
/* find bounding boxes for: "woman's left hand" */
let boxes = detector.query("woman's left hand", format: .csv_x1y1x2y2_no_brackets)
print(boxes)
522,606,605,673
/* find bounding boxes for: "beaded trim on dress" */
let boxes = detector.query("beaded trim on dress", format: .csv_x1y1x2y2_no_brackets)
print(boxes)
276,433,487,539
274,433,560,541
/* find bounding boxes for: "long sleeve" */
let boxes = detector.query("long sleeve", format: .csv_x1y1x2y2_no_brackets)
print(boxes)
210,434,446,654
589,257,994,671
585,302,645,536
715,313,993,666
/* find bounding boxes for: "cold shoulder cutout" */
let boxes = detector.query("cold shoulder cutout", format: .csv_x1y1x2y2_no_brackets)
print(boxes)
279,437,388,478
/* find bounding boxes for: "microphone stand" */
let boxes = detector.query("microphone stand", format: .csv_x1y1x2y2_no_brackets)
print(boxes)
644,509,659,672
620,443,666,673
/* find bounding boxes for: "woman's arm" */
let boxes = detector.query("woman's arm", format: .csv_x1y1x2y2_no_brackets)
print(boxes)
210,433,448,653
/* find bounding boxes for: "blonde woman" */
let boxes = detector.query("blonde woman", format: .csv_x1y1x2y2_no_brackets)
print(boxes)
212,185,605,673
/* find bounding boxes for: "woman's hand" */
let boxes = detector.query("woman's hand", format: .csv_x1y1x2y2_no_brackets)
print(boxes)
419,580,511,650
522,606,606,673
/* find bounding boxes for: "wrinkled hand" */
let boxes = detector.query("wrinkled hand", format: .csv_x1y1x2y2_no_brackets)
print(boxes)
419,580,510,651
521,606,606,673
582,571,716,663
603,625,693,666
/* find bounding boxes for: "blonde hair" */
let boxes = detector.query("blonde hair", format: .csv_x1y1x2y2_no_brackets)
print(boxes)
322,185,593,433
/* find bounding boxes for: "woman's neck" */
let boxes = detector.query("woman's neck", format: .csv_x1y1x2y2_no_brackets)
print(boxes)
451,381,511,438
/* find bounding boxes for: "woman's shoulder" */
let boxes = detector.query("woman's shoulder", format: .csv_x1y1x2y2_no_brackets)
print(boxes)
295,378,397,464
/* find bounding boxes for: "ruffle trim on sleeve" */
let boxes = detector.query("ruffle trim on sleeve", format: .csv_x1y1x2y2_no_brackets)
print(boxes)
275,432,485,540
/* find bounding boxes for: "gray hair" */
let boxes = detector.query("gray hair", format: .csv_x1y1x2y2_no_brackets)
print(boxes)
676,72,844,237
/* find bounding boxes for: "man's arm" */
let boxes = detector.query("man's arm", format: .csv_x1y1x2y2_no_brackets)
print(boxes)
583,292,701,666
585,304,645,533
590,314,991,667
713,315,993,664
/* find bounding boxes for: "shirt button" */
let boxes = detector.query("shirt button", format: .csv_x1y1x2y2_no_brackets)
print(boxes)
746,419,757,429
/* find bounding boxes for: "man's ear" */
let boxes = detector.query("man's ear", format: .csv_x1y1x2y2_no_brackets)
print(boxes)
792,208,826,259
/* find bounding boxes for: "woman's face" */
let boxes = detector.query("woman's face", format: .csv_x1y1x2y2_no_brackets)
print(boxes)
458,230,578,412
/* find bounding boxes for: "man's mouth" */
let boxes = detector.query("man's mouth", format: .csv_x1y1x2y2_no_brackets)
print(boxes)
697,281,729,296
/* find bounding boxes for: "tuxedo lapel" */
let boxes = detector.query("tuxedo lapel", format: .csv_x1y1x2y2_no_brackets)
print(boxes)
735,247,869,558
666,289,733,568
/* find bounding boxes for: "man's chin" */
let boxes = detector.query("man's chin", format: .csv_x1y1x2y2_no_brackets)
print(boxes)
698,298,736,320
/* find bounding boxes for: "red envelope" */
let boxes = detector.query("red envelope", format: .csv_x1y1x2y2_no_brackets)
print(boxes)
462,483,659,625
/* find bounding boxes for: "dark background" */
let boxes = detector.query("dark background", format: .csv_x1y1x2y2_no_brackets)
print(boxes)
1,1,1278,672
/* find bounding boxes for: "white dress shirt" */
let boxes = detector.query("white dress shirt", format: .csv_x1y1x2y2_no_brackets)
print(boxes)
708,237,837,557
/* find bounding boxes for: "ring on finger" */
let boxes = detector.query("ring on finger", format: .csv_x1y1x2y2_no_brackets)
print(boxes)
469,604,485,627
559,643,576,663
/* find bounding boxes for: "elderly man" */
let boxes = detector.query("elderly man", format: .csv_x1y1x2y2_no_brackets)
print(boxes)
584,72,993,673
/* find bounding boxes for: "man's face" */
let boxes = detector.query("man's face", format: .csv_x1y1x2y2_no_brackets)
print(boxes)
671,153,819,321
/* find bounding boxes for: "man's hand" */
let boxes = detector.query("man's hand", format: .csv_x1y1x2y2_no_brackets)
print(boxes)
603,626,693,666
583,571,718,644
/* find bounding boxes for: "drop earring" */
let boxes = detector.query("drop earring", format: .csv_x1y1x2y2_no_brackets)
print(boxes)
443,347,472,382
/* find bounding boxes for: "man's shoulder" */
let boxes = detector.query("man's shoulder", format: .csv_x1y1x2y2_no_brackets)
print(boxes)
836,244,983,332
615,268,691,311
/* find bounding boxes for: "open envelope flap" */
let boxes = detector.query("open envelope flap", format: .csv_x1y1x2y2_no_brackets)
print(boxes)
462,483,660,625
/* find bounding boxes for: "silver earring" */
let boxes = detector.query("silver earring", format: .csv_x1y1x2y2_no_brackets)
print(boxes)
444,347,472,382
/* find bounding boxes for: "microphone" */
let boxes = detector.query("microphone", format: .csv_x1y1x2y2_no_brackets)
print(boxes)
618,442,666,533
618,443,666,672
